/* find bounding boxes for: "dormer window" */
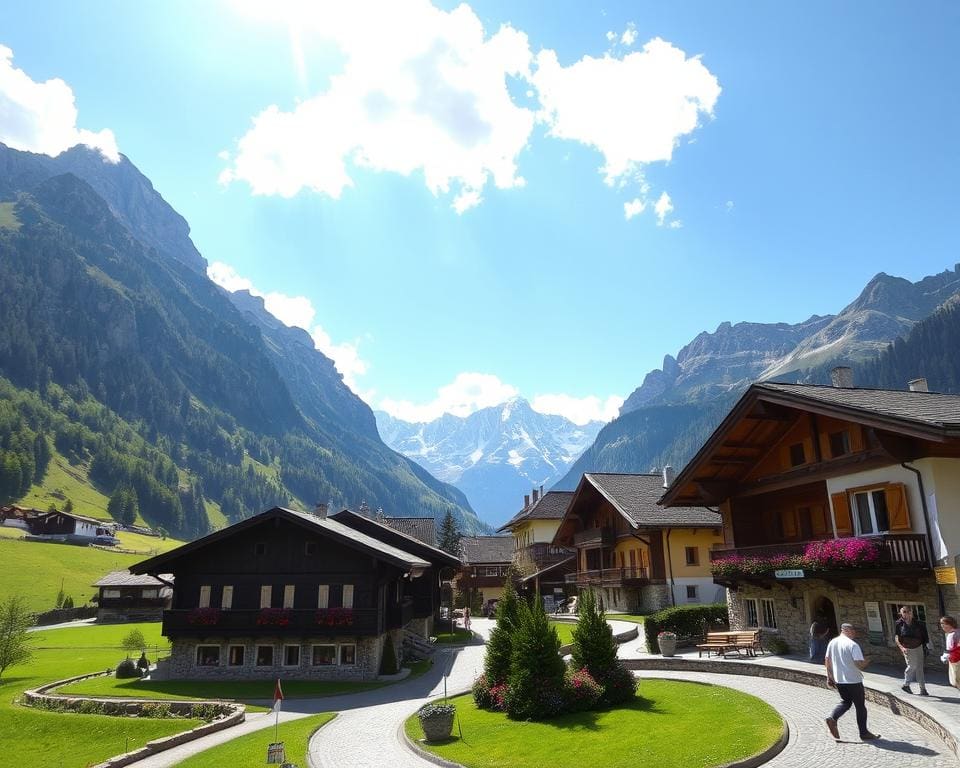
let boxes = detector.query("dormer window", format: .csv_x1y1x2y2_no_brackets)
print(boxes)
788,443,806,467
828,430,851,458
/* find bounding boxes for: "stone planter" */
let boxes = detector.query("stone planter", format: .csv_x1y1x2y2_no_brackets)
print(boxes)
418,704,455,742
658,634,677,657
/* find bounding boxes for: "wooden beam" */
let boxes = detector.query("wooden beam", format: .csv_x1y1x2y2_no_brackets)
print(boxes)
712,457,755,465
872,430,923,462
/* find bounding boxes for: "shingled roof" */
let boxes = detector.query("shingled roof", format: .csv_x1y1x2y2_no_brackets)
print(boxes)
497,490,574,532
94,570,172,588
381,517,437,547
583,473,722,527
459,535,515,565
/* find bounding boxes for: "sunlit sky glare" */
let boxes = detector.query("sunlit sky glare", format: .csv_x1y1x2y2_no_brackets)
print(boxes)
2,1,959,424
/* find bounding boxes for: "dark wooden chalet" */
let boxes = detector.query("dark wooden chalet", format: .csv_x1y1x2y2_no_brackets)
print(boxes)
94,570,172,623
457,536,516,614
660,373,960,665
130,506,442,681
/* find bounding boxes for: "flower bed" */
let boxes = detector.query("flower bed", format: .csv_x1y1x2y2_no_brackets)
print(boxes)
711,537,882,579
256,608,291,627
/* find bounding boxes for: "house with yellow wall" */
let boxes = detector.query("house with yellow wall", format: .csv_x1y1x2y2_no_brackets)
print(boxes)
553,472,724,612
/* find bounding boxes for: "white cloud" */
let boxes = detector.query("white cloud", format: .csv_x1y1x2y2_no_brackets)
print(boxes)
620,24,638,47
654,190,674,225
0,45,119,162
531,393,623,425
206,261,369,392
378,372,519,423
668,219,683,229
221,1,535,212
725,199,735,212
623,197,646,220
532,37,720,185
605,31,617,42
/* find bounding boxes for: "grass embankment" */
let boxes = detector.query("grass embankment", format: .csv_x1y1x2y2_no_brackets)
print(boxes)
176,712,335,768
0,622,201,768
433,628,474,644
406,680,783,768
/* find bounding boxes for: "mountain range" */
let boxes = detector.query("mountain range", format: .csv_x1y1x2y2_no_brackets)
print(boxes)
376,398,602,526
0,142,484,536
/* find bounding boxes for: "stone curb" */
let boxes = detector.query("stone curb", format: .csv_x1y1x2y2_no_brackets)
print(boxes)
559,623,638,655
398,687,473,768
304,713,340,768
622,657,959,760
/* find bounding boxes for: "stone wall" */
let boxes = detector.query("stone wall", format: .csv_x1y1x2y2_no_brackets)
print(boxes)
726,575,947,667
593,583,672,613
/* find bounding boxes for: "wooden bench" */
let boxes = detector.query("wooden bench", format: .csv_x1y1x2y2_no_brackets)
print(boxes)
697,630,763,658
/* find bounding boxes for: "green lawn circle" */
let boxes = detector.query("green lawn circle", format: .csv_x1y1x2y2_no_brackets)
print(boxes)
405,679,784,768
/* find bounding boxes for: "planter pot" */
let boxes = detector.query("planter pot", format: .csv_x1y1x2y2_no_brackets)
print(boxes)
419,711,455,742
658,636,677,657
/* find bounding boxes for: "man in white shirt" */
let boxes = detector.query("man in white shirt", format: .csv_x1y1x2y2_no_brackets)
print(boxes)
824,622,879,741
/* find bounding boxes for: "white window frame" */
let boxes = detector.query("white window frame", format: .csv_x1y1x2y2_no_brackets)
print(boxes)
255,644,275,667
342,584,354,609
198,585,211,609
311,644,337,666
283,644,301,668
227,644,245,667
743,598,778,630
221,585,233,610
260,585,272,609
339,643,357,666
685,585,698,601
195,645,221,667
852,489,890,535
283,584,295,609
318,584,329,609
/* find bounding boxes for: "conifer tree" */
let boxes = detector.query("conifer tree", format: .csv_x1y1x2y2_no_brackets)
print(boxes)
483,578,520,685
506,597,565,720
571,589,617,682
437,510,462,556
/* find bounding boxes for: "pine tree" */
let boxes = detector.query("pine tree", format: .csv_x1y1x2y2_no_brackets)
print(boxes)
506,598,565,720
437,510,462,556
571,589,618,682
483,578,520,685
0,597,33,679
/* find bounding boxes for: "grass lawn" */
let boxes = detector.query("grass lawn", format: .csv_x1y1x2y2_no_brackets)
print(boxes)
406,680,783,768
0,622,201,768
548,622,575,645
433,628,474,644
176,712,335,768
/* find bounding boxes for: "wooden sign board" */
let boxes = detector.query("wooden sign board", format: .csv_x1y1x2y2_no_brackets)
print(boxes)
267,742,286,764
934,566,957,585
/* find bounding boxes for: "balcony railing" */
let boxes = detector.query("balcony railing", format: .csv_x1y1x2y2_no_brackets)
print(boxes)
573,527,614,548
518,543,573,568
162,608,382,636
564,566,649,587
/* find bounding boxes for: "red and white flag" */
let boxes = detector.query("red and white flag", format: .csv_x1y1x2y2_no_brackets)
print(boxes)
273,678,284,713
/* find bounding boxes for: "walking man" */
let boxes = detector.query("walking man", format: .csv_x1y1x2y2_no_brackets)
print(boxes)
824,622,879,741
895,605,929,695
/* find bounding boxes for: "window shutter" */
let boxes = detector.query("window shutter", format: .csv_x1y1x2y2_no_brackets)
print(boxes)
283,585,295,609
831,492,853,536
885,483,911,531
198,585,211,609
317,584,329,609
781,509,799,538
850,426,864,452
810,505,828,536
779,444,791,470
260,585,272,609
221,585,233,610
343,584,354,609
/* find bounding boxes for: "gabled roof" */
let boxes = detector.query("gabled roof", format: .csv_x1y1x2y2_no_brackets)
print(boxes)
581,473,722,528
381,516,437,547
331,509,459,568
94,570,172,588
459,536,515,565
131,507,430,575
497,491,574,532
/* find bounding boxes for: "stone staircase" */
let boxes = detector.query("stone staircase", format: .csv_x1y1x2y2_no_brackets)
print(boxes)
401,629,436,661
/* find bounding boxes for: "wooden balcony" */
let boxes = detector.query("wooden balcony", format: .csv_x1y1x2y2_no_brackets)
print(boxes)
573,527,614,548
457,574,506,589
564,566,649,587
518,543,573,569
162,608,382,636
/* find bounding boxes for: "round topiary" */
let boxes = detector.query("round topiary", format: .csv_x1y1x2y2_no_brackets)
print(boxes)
115,657,139,678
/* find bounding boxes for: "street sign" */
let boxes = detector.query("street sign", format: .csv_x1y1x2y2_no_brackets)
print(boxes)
935,566,957,585
774,569,804,579
267,742,286,764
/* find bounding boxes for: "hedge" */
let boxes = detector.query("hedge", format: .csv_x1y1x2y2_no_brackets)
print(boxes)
642,603,729,653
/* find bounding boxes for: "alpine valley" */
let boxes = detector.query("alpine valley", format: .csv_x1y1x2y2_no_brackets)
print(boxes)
0,142,485,538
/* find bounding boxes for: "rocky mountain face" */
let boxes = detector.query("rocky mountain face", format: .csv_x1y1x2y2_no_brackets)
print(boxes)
376,398,602,526
559,265,960,490
0,142,483,535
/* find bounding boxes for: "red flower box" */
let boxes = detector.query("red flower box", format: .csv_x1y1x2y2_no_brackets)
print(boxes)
187,607,221,626
315,607,354,627
257,608,291,627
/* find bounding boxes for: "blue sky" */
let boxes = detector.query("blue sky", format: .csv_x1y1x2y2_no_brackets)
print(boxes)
2,1,958,424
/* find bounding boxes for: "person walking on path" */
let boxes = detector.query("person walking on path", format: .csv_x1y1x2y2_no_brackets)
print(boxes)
939,615,960,689
463,606,471,632
895,605,930,695
809,615,830,664
824,622,879,742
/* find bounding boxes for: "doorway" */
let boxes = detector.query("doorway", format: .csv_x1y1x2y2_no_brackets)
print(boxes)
811,595,838,638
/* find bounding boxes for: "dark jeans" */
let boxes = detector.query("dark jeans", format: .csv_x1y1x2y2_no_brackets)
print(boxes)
832,682,869,737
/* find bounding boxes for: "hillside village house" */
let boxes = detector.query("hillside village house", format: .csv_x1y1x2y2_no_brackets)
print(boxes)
1,505,119,545
660,369,960,665
497,489,575,606
553,472,724,612
130,505,458,681
457,535,516,613
94,571,172,623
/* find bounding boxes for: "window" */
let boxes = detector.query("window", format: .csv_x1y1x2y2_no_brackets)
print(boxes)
343,585,354,609
304,541,316,556
339,644,356,666
789,442,806,467
283,585,295,609
829,431,851,458
686,585,698,601
684,546,699,566
283,645,301,667
853,489,890,534
254,541,266,556
198,585,211,609
760,599,778,630
318,584,329,609
260,585,272,609
142,588,159,599
221,585,233,610
255,645,274,666
227,645,245,666
196,645,220,667
103,589,121,599
312,645,336,666
742,598,777,629
484,566,500,576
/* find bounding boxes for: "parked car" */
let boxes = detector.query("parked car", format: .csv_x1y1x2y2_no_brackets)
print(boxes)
483,598,500,617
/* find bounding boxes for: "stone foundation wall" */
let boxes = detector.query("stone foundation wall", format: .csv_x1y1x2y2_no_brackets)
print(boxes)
727,575,947,667
169,634,382,680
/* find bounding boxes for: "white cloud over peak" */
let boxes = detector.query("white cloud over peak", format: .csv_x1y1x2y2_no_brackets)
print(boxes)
531,393,623,425
379,372,519,423
0,45,119,162
206,261,369,392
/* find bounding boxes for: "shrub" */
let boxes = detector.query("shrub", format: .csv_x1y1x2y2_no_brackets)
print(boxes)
379,637,398,675
115,657,139,678
765,637,789,655
140,702,173,719
506,599,565,720
77,699,105,715
484,578,520,685
122,629,146,653
643,604,729,653
61,596,74,609
602,663,638,705
472,674,493,709
571,590,618,685
563,666,602,712
193,702,226,721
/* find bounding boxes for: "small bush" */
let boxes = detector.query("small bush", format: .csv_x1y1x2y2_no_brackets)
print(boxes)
61,596,74,609
379,637,398,675
602,663,638,705
122,629,146,653
192,702,225,721
765,637,789,655
115,657,139,678
77,699,105,715
488,682,510,711
643,603,729,653
563,666,602,712
140,702,173,719
472,674,493,710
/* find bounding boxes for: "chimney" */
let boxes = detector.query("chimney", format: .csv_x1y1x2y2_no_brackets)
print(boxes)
524,494,530,508
662,465,676,489
315,502,328,519
540,485,544,497
532,488,539,504
908,378,929,393
830,366,854,388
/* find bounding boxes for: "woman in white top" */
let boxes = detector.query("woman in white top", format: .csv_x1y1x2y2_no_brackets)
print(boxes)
940,616,959,689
